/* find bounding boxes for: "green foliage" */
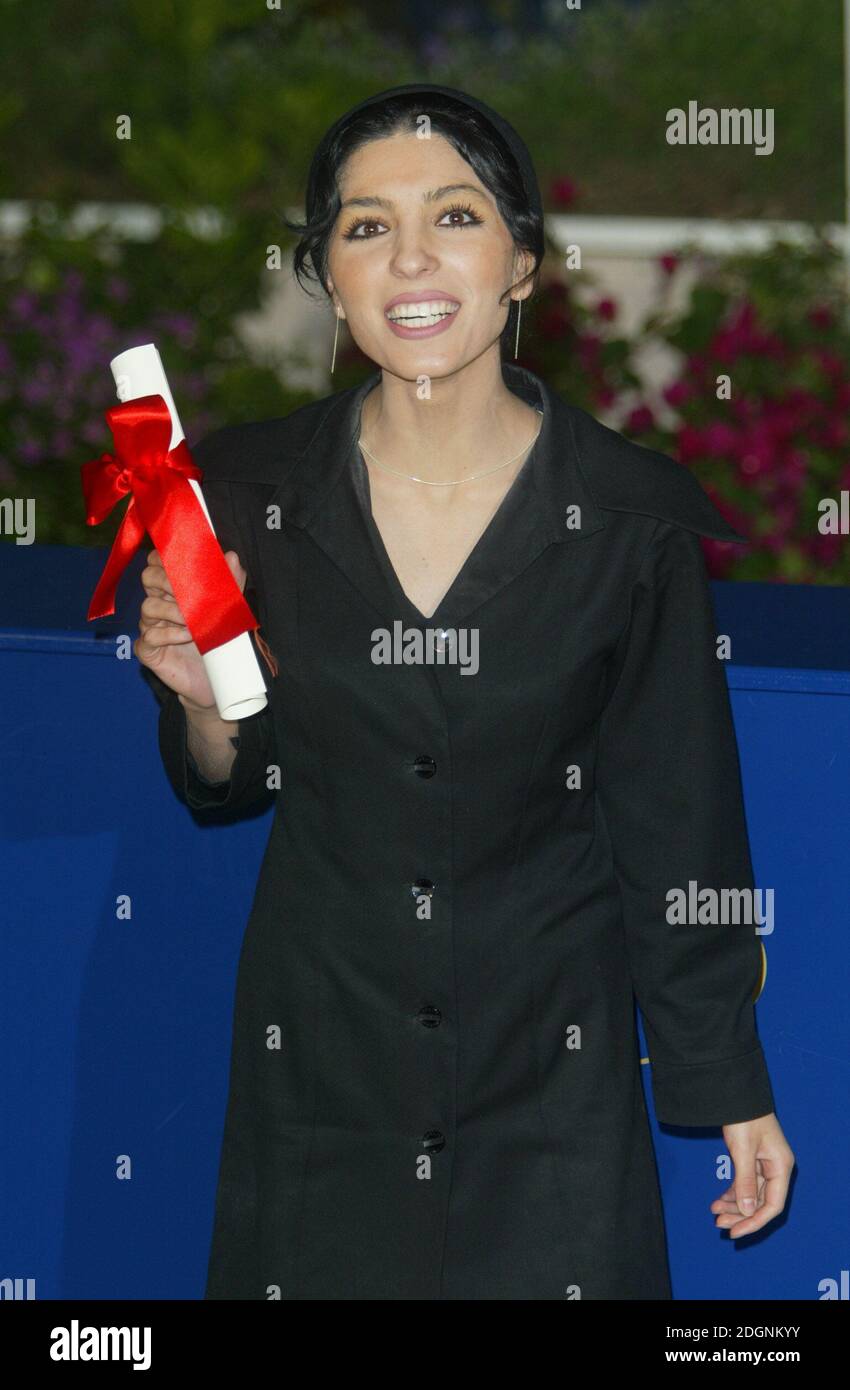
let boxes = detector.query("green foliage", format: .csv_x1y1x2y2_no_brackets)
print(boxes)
0,0,840,217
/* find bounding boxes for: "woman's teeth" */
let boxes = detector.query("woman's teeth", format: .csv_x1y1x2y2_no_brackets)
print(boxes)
386,301,460,326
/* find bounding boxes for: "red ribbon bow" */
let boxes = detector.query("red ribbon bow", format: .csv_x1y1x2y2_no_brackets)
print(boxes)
80,394,258,654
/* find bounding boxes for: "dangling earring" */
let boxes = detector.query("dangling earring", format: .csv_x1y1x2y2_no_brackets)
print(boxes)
513,298,522,360
330,306,341,375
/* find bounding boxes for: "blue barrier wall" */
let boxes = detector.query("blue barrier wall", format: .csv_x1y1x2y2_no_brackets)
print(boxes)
1,542,847,1300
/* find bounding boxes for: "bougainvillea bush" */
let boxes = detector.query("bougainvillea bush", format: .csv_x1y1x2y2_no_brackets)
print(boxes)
609,234,850,583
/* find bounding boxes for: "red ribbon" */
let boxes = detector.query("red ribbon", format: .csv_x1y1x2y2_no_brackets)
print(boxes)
80,394,259,655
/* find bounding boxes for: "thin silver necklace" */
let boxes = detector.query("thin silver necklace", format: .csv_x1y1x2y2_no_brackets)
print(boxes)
358,409,543,487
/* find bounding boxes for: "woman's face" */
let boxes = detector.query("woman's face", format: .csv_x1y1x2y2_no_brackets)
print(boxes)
325,129,534,380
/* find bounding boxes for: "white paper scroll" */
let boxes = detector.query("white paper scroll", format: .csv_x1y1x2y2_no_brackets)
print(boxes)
110,343,268,722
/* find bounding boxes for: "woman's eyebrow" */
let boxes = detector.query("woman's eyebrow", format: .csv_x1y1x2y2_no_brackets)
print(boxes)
423,183,487,204
339,182,488,211
337,194,394,209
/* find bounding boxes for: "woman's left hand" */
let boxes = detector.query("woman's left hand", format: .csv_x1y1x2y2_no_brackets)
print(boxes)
711,1113,795,1237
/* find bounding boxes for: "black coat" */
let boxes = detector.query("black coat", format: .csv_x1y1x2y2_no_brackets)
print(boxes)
146,361,775,1300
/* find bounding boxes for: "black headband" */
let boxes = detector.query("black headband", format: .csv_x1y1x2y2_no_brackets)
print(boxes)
310,82,543,222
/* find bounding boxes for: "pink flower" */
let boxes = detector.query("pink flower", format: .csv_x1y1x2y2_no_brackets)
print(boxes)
776,450,808,488
812,417,847,449
595,297,617,322
780,385,821,417
814,347,845,381
807,304,834,331
549,176,577,209
625,404,654,434
662,379,694,407
803,531,845,566
577,333,601,365
659,254,679,276
677,424,705,464
702,421,738,456
700,537,739,578
758,396,813,441
737,435,776,477
707,299,786,364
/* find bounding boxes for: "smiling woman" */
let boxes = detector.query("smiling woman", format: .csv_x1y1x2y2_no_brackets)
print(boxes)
284,85,545,369
141,83,793,1303
325,130,536,400
283,90,551,616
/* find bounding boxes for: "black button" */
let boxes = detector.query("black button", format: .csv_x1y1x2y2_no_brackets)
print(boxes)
421,1130,445,1153
412,755,437,779
418,1005,442,1028
411,878,435,898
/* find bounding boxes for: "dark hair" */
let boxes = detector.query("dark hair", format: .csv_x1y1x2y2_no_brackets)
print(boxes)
283,93,545,359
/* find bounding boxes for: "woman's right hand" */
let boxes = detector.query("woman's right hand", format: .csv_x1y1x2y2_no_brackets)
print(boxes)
135,547,248,712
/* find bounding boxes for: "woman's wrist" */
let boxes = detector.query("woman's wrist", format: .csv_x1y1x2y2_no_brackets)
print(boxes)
178,692,234,729
181,697,240,781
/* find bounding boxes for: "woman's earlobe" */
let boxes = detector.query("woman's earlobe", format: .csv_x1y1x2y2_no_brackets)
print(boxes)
326,279,342,313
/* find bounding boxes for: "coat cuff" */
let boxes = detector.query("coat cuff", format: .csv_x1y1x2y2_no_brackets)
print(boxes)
649,1043,776,1127
156,682,272,813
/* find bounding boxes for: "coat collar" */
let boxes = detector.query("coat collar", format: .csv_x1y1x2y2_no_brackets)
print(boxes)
266,361,743,627
268,362,608,626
